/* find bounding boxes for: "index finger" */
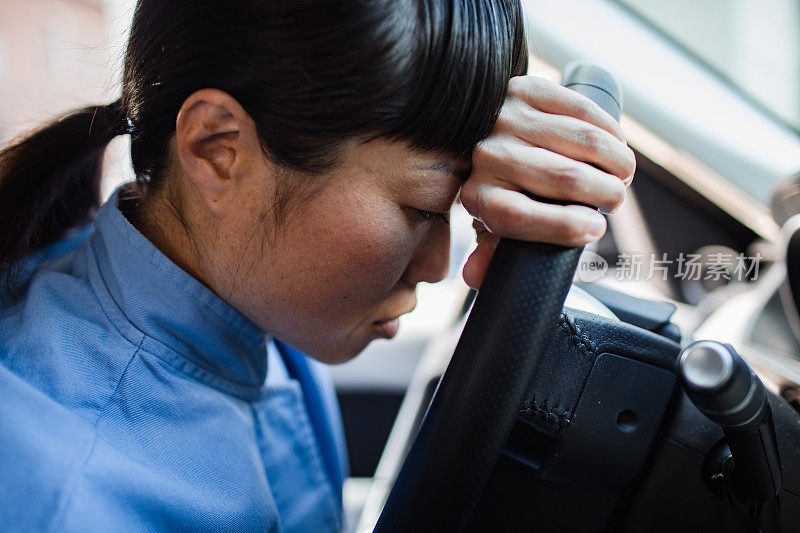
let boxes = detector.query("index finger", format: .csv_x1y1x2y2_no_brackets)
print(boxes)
507,76,626,144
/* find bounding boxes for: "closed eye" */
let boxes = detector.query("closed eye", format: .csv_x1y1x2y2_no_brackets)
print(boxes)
416,209,450,225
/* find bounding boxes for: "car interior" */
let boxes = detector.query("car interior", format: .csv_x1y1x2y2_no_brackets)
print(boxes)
3,0,799,531
329,1,800,531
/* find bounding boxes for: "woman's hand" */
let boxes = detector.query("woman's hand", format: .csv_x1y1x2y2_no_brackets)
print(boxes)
460,75,636,290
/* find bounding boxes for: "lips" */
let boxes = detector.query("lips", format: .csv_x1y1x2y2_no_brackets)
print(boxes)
371,295,416,340
372,317,400,339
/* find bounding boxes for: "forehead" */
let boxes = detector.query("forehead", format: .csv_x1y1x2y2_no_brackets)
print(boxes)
338,137,471,183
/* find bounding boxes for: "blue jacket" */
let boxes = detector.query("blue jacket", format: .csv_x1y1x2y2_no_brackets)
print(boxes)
0,185,348,532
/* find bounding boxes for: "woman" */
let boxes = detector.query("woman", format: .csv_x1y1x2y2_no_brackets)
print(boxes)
0,0,634,531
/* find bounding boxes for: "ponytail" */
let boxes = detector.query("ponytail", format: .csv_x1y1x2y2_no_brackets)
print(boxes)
0,99,126,271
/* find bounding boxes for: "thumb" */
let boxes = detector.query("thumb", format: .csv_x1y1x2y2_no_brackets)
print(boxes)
462,235,500,290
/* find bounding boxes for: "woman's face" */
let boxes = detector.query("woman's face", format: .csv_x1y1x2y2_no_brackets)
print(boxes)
144,92,469,364
210,138,466,364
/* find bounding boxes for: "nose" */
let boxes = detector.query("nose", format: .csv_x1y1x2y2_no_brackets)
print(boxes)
402,223,451,285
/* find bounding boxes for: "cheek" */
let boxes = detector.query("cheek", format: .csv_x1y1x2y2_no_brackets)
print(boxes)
320,208,411,303
277,193,414,316
355,231,409,288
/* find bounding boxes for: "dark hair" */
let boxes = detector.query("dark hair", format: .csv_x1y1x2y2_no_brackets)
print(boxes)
0,0,527,271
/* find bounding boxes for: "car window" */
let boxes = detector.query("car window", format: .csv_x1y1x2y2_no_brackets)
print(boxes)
615,0,800,134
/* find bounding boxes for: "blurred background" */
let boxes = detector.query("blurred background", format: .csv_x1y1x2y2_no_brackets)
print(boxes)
0,0,134,198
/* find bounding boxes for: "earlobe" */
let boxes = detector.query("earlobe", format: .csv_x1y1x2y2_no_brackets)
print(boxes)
174,89,258,217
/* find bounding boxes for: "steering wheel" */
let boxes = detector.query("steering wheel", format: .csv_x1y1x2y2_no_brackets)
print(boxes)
373,63,623,531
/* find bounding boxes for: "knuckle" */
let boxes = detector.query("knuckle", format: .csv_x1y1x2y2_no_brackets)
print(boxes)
575,126,603,153
515,101,540,127
472,142,499,169
493,108,514,132
507,76,527,97
555,163,587,197
495,99,533,137
473,138,514,171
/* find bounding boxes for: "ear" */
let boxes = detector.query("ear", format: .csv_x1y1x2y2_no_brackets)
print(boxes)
174,89,264,217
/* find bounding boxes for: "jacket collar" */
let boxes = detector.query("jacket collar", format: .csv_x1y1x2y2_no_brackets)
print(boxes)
89,184,269,389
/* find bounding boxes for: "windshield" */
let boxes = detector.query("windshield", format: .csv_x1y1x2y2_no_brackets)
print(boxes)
615,0,800,134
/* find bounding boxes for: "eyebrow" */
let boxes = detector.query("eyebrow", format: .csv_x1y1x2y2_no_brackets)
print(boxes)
414,161,471,182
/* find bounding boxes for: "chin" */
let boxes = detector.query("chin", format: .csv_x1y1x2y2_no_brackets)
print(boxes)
297,337,373,366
